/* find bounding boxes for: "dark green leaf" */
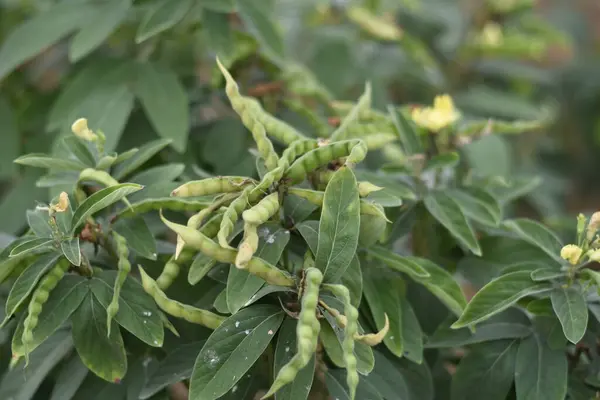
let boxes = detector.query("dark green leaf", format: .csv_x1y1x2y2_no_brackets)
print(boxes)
296,220,319,253
71,183,143,233
424,191,481,256
61,237,81,266
326,369,383,400
354,170,416,203
188,254,218,286
503,218,563,263
50,353,89,400
515,333,568,400
201,0,236,12
202,9,234,57
363,272,403,357
0,3,95,80
365,351,411,399
550,287,588,344
237,0,285,63
136,0,193,43
284,195,318,224
61,136,97,167
366,246,430,278
315,167,360,282
134,62,190,152
424,152,460,171
72,293,127,382
69,0,132,61
449,187,502,227
213,289,230,314
451,340,518,400
0,96,19,179
9,238,55,258
227,225,289,313
189,305,284,400
3,253,62,325
273,317,315,400
12,275,88,357
140,341,205,399
400,297,424,363
14,153,87,171
112,139,172,180
27,208,55,237
90,271,164,347
113,216,157,260
452,271,552,328
130,163,185,186
0,330,73,400
388,105,422,156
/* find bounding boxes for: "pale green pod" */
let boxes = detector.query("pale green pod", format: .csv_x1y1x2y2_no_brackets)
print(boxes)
22,257,70,364
247,98,308,145
138,266,225,329
330,100,389,122
171,176,255,197
216,58,279,171
217,186,255,249
357,181,383,197
249,166,285,198
242,192,280,225
279,139,320,169
261,268,323,399
106,232,131,336
362,133,398,150
156,248,195,291
330,82,372,141
284,140,367,184
235,222,259,269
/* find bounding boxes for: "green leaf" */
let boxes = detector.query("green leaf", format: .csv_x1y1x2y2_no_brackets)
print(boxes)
136,0,193,43
354,170,416,203
296,220,319,253
550,287,588,344
200,0,236,12
503,218,563,263
237,0,285,63
72,293,127,383
112,138,172,180
9,238,55,258
363,272,403,357
0,3,95,80
213,289,230,314
14,153,87,171
3,253,62,325
61,136,97,167
49,353,89,400
189,305,284,400
315,167,360,282
284,195,318,224
400,297,424,364
12,275,88,356
27,208,55,237
130,163,185,186
273,317,315,400
449,187,502,227
366,246,430,278
0,330,73,400
140,341,205,399
424,152,460,171
364,351,411,399
530,268,565,282
60,237,81,266
326,369,383,400
202,9,234,58
113,216,157,260
90,271,164,348
188,254,219,286
0,96,20,179
463,134,511,177
424,191,481,256
69,0,132,62
71,183,143,233
342,256,362,308
407,257,467,317
134,62,190,152
515,333,568,400
388,105,422,156
452,271,552,329
451,340,518,400
227,225,289,313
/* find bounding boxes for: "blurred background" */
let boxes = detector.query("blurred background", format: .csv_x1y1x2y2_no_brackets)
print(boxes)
1,0,600,241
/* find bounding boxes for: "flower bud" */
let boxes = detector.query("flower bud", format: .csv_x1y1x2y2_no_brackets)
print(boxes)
560,244,582,265
51,192,69,213
587,249,600,262
587,212,600,241
357,181,383,197
71,118,97,141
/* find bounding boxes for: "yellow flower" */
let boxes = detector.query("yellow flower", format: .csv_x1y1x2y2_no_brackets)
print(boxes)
560,244,582,265
51,192,70,213
588,211,600,241
587,249,600,262
411,94,461,133
479,23,504,47
71,118,97,141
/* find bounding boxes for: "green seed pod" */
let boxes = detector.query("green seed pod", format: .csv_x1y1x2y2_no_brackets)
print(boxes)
156,248,195,291
216,58,279,171
330,100,388,122
235,222,259,269
279,139,320,169
217,186,256,249
324,284,359,400
22,257,70,363
138,266,225,329
116,198,210,219
362,133,398,150
330,83,372,141
284,140,367,184
106,232,131,336
171,176,256,198
161,212,295,287
242,192,280,225
78,168,132,208
246,98,308,145
261,268,323,399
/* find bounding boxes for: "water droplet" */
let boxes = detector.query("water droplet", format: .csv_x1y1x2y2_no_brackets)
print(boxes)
389,336,394,340
266,234,275,244
204,349,220,367
153,340,159,345
268,330,273,335
235,321,240,328
142,357,152,367
259,227,270,237
244,329,250,335
143,320,147,324
142,311,152,317
232,385,238,393
285,347,290,352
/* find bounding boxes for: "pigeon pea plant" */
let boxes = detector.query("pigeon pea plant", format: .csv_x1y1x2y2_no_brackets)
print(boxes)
0,57,571,400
